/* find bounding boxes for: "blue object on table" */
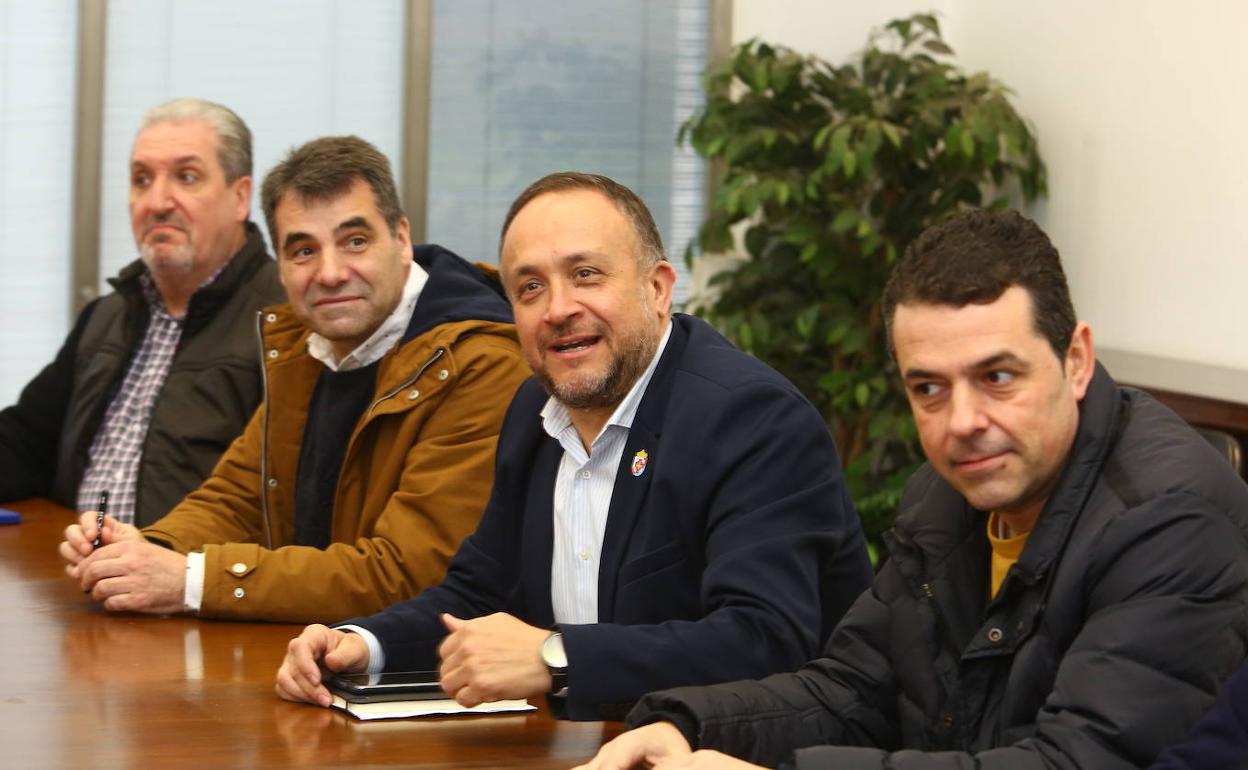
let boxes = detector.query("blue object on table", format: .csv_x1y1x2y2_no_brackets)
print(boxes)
0,508,21,525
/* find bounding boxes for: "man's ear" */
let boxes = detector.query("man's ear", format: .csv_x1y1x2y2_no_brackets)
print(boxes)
231,175,253,223
1065,321,1095,400
395,216,412,252
648,260,677,318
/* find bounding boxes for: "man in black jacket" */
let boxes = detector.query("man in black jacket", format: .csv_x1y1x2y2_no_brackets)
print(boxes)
0,98,285,527
581,209,1248,769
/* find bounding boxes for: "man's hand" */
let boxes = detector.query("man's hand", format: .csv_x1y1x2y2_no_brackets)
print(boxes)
74,538,189,614
275,624,371,707
59,511,144,572
437,612,551,707
573,722,694,769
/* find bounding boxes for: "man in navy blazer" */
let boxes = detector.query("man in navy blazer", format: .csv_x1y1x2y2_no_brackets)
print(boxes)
274,172,873,720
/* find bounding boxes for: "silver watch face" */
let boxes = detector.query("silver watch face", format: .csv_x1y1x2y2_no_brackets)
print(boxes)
542,632,568,669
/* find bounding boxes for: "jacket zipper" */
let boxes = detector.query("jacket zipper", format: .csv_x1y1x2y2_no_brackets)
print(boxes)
367,347,445,417
255,311,274,550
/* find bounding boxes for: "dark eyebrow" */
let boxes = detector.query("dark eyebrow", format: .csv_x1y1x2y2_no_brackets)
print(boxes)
131,154,206,170
902,351,1027,382
281,216,378,251
902,367,941,382
973,352,1027,371
335,216,375,236
282,230,313,251
511,251,603,279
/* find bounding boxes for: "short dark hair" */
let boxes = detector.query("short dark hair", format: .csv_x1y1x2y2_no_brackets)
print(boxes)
260,136,404,248
882,209,1076,360
499,172,666,267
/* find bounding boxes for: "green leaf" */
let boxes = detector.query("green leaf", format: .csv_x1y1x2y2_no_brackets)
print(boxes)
736,320,754,351
880,122,902,148
799,241,819,263
842,149,857,177
831,207,858,233
961,129,975,158
813,124,834,150
751,63,769,92
826,123,852,170
886,19,913,44
783,222,818,244
860,231,883,256
744,224,770,258
795,306,818,340
855,382,870,407
913,14,940,36
924,40,953,55
741,185,761,215
943,123,962,158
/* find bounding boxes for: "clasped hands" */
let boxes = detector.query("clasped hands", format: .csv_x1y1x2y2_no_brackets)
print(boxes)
58,510,187,614
275,612,552,708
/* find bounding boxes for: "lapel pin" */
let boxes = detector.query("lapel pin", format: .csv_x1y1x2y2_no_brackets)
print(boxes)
631,449,649,477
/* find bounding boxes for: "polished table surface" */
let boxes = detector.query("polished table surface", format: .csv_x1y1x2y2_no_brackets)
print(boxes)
0,499,619,769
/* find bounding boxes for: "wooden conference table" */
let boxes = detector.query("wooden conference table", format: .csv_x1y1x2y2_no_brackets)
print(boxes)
0,499,620,769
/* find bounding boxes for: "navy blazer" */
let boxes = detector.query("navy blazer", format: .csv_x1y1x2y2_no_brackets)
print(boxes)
346,313,873,719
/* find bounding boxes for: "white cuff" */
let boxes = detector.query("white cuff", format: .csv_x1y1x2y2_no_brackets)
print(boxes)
334,624,386,673
184,551,205,613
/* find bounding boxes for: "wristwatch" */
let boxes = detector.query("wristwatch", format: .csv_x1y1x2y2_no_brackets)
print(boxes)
540,631,568,696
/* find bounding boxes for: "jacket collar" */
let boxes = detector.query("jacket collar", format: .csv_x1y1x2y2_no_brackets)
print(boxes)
1011,361,1123,583
109,222,272,335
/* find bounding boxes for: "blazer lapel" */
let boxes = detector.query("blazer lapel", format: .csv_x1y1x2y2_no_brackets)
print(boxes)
521,435,562,628
596,422,660,621
595,317,690,620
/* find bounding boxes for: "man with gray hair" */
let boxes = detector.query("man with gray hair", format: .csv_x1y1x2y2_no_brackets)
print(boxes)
0,98,284,526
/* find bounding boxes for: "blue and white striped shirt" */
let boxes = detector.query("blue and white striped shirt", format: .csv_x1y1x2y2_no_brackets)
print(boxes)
542,321,672,625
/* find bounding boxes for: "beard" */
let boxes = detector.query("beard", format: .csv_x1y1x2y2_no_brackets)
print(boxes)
137,212,196,276
533,317,660,412
140,239,196,275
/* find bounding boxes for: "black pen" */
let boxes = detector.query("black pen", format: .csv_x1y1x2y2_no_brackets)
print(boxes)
91,490,109,550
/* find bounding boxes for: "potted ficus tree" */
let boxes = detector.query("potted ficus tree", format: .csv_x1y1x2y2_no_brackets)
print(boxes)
681,13,1047,548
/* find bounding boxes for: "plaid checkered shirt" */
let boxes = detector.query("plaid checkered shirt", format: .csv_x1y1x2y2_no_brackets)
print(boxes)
76,265,227,524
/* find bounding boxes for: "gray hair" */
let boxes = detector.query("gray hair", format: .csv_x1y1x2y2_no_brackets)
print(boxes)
137,98,252,182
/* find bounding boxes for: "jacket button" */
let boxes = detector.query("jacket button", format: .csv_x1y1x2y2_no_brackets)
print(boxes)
233,587,245,599
942,713,955,728
267,478,277,488
265,313,277,323
987,627,1003,643
267,349,279,359
407,389,420,400
232,562,247,575
437,369,449,381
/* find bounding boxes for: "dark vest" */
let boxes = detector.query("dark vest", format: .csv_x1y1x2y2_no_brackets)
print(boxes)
51,224,286,526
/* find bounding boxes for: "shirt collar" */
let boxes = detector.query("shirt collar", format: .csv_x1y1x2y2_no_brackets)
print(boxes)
139,258,233,321
307,260,428,372
540,319,673,446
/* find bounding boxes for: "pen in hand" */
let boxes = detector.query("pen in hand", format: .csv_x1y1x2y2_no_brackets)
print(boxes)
91,490,110,550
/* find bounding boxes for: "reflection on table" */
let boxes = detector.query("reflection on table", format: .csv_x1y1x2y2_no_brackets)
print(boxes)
0,498,617,768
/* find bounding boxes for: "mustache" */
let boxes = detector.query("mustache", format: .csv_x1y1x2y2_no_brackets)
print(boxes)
540,321,605,346
140,212,190,237
948,438,1012,463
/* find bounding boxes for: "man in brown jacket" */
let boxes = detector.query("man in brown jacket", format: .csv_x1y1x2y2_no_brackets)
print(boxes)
58,136,530,623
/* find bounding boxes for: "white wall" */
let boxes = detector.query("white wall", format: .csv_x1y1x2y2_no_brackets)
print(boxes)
733,0,1248,400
